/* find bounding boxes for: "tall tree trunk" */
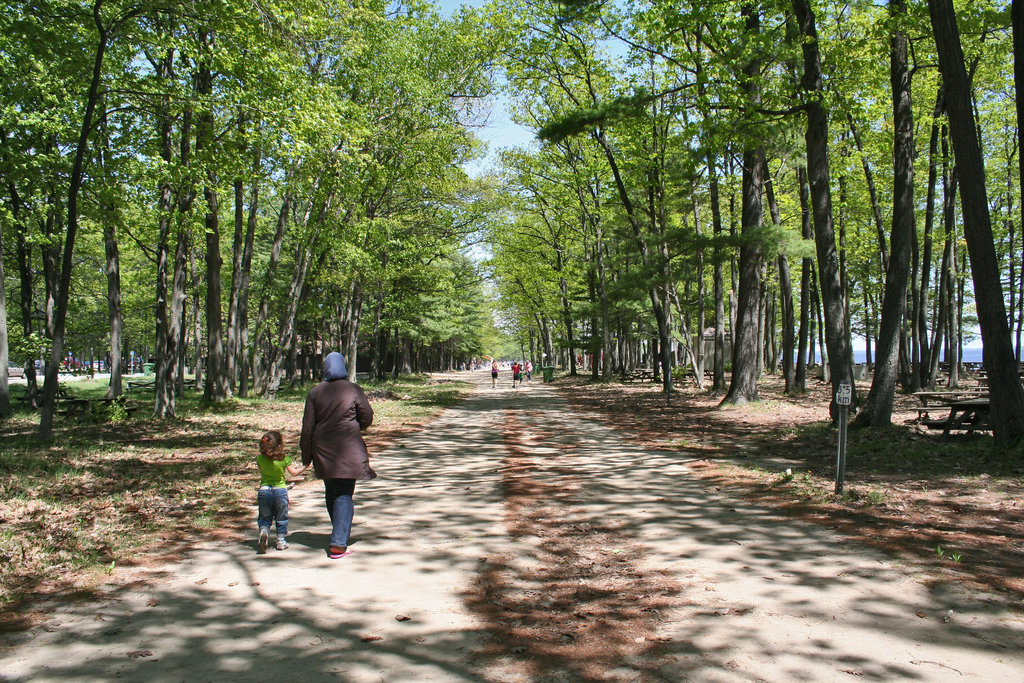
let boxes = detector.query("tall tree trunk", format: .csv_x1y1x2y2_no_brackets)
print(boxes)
250,190,292,394
343,279,363,378
929,0,1024,442
1014,0,1024,315
724,4,764,405
0,219,9,417
13,192,40,405
226,177,245,389
723,145,765,404
189,240,203,389
710,154,728,392
262,195,331,396
195,51,229,404
793,0,856,421
236,178,258,398
916,89,944,388
594,127,673,398
102,197,124,399
848,113,889,273
99,112,124,399
153,45,181,418
795,167,813,392
40,2,108,440
766,178,796,392
855,0,915,428
695,192,707,386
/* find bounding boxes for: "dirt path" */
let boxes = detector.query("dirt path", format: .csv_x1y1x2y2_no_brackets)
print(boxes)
1,372,1022,681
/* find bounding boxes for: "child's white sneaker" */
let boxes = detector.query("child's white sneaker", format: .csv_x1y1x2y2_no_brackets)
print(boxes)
276,537,288,551
257,528,269,554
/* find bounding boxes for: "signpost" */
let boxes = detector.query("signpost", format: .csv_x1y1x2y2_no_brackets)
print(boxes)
835,383,851,494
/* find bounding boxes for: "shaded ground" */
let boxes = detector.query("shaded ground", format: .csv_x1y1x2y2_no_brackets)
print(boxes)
0,376,466,623
554,373,1024,600
1,371,1022,681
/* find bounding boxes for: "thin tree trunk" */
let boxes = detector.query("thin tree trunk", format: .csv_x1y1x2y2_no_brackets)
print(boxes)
195,50,229,404
766,178,795,392
13,191,40,405
916,89,944,387
40,1,108,440
0,217,9,416
793,0,856,421
795,166,812,392
710,154,728,392
250,190,292,395
237,177,258,398
99,111,124,399
855,0,915,428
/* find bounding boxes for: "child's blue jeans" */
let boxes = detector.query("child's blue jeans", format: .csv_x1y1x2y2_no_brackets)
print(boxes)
257,486,289,537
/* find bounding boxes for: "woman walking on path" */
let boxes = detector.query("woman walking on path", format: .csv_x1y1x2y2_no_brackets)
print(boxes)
300,352,376,559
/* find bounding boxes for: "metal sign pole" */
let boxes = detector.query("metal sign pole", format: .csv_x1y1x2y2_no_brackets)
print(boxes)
835,382,851,495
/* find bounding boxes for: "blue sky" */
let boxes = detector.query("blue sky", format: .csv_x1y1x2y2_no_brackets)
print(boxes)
432,0,537,172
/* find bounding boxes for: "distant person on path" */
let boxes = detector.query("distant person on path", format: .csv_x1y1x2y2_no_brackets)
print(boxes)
300,352,376,559
525,360,533,381
491,360,499,388
255,430,309,553
512,361,522,388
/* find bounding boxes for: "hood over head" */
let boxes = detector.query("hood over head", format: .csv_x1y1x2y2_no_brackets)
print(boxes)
323,352,349,381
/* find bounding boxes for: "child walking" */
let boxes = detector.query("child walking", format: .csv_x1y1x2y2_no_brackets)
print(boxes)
256,430,309,553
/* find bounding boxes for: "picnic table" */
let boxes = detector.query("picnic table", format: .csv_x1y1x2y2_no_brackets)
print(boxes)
625,368,658,383
56,396,138,418
127,377,197,392
126,378,156,391
16,385,70,406
926,397,992,435
913,389,987,420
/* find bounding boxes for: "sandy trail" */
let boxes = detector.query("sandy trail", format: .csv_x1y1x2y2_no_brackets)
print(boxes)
1,372,1021,681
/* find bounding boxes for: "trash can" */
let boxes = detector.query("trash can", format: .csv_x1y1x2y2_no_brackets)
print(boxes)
541,366,555,383
142,363,155,375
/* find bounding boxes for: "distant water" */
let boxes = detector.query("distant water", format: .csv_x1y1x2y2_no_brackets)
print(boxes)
846,346,984,365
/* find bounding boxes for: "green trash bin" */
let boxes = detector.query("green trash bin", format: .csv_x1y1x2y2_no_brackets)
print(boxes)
541,366,555,383
142,362,155,375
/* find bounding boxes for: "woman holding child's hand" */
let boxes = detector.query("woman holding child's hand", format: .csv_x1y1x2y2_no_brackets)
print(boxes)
299,352,375,559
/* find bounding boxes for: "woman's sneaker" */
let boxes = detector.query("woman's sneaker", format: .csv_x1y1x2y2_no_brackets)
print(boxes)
276,537,288,550
257,528,269,554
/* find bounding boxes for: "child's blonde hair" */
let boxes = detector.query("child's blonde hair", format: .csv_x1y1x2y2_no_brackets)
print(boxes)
259,430,285,461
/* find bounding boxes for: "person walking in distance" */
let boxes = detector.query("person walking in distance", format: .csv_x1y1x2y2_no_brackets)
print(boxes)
491,359,499,388
300,352,376,559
